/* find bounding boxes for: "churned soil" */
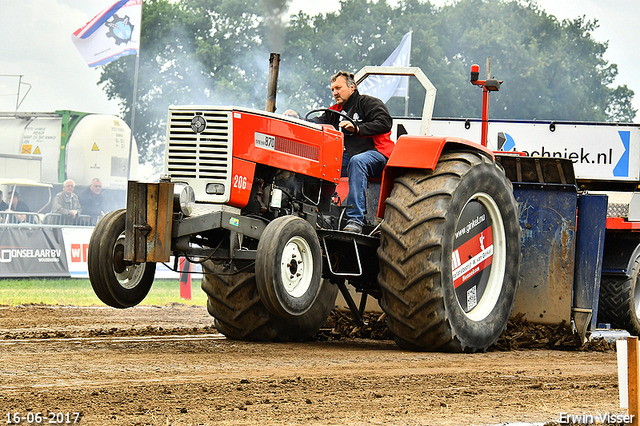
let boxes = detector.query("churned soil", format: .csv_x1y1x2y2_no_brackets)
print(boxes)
0,304,622,425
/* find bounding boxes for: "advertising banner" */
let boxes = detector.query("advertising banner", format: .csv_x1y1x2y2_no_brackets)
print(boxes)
1,225,202,279
395,118,640,181
61,227,94,278
0,226,70,277
487,122,639,181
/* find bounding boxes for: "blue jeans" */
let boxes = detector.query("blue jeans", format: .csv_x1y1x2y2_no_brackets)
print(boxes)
342,150,387,226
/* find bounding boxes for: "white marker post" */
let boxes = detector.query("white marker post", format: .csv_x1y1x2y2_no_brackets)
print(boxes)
620,336,640,423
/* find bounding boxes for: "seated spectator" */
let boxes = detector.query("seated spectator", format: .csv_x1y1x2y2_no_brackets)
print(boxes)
0,190,8,223
78,178,105,224
51,179,82,222
5,191,31,223
0,190,8,211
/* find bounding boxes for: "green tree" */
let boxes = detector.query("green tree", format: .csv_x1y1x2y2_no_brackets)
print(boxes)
99,0,635,168
99,0,272,167
279,0,404,113
431,0,635,121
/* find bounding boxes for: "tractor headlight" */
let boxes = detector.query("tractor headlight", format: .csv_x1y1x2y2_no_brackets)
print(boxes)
206,183,225,195
173,183,195,216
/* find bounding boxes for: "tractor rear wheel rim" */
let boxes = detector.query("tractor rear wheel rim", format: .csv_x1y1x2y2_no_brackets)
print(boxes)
452,192,506,322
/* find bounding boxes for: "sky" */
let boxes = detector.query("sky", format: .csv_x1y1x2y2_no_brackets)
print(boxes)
1,0,638,122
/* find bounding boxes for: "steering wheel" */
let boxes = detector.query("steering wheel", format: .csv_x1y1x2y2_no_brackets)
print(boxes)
305,108,358,134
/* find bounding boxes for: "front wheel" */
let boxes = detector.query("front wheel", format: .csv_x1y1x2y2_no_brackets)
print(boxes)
88,212,120,307
377,151,521,352
255,216,323,318
88,209,155,308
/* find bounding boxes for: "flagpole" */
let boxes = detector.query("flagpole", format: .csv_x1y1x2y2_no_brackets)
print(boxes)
404,81,409,117
404,29,412,117
127,51,140,181
71,0,142,179
126,1,142,181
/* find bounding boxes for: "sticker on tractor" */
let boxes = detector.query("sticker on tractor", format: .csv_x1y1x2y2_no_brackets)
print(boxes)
255,132,276,150
229,217,240,227
452,200,494,312
467,286,478,311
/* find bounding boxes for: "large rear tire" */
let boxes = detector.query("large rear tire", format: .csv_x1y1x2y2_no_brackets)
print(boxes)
598,253,640,335
377,151,521,352
88,209,156,308
202,262,338,342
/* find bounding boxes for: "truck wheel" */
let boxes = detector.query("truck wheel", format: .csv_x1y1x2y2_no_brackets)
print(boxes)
93,209,155,308
255,216,323,318
88,212,121,308
201,262,338,341
598,255,640,335
378,151,521,352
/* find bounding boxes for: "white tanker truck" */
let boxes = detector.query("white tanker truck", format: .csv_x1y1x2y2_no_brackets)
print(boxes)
0,110,140,278
0,110,140,218
0,110,138,188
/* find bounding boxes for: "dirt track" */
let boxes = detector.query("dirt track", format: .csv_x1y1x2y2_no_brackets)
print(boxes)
0,304,622,425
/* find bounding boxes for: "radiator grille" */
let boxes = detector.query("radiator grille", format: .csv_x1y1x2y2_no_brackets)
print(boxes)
165,108,232,202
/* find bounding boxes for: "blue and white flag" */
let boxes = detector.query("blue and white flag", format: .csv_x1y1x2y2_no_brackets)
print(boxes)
359,31,412,102
72,0,142,68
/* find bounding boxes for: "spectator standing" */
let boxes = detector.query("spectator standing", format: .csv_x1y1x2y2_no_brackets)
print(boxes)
78,178,105,223
51,179,82,221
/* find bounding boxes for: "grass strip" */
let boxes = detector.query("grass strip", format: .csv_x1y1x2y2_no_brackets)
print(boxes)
0,278,207,307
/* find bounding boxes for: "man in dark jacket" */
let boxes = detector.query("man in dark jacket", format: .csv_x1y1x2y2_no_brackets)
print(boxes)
5,191,31,223
78,178,105,224
312,71,394,233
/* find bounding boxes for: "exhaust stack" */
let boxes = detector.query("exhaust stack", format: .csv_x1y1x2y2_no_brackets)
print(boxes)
266,53,280,113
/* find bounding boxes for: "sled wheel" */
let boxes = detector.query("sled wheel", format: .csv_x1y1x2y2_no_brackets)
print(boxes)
255,216,323,318
88,212,121,308
95,209,156,308
377,150,521,352
598,252,640,335
201,262,338,342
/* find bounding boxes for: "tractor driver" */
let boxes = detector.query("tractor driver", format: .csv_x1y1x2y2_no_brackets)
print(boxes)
311,71,395,233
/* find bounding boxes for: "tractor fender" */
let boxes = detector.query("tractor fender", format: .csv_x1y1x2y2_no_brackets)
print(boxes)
377,135,494,218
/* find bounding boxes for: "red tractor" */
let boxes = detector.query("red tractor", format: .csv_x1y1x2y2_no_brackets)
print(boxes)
88,66,523,352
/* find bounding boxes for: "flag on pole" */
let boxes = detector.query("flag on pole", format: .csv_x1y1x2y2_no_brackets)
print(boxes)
359,31,412,102
71,0,142,68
